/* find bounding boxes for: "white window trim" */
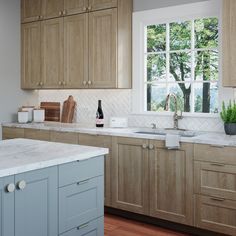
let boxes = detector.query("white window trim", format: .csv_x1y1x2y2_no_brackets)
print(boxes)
132,0,234,118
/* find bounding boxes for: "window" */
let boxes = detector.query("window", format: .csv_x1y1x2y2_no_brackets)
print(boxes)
145,17,219,113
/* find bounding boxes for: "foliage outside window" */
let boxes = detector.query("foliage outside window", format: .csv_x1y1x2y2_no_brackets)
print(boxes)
145,17,219,113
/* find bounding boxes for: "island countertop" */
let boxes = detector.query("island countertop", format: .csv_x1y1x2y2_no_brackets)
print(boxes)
0,138,108,178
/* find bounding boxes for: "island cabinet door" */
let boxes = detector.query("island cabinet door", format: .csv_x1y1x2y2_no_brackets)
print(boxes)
0,176,14,236
14,167,58,236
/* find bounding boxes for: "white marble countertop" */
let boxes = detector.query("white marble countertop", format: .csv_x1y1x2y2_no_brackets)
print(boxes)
3,122,236,147
0,138,108,178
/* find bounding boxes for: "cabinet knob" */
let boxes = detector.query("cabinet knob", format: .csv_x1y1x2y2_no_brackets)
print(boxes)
63,10,67,15
6,183,15,193
63,81,66,86
83,6,87,11
83,81,87,86
59,81,62,85
40,15,44,20
37,16,40,20
88,80,92,85
88,6,92,11
149,144,154,150
39,81,43,86
17,180,26,190
59,11,63,16
142,144,148,149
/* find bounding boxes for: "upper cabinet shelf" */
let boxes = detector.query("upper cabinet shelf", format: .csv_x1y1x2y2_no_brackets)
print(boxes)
21,0,132,90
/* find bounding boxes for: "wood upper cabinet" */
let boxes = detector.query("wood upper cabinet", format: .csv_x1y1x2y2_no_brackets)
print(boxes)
89,8,117,88
149,142,194,225
21,22,41,89
64,14,89,88
42,0,64,20
222,0,236,87
89,0,117,11
64,0,89,15
21,0,42,23
112,137,149,214
41,18,64,88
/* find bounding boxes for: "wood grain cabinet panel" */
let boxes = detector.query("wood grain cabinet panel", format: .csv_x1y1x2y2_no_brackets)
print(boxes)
195,195,236,236
24,128,50,141
64,0,89,15
41,18,64,88
64,14,89,88
89,0,117,11
2,127,25,140
112,137,149,214
21,22,41,89
149,142,194,225
78,134,112,206
42,0,64,20
89,8,117,88
21,0,42,23
50,131,79,144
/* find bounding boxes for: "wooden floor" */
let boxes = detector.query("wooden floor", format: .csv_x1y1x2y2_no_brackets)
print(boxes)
105,214,190,236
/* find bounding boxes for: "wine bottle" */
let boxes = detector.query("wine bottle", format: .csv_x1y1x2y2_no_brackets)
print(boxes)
96,100,104,127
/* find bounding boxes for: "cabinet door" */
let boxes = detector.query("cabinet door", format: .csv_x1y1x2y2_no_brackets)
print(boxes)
2,127,25,140
89,9,117,88
64,14,89,88
89,0,117,11
112,137,149,214
50,131,79,144
21,22,41,89
149,141,194,225
24,129,50,141
15,167,58,236
0,176,14,236
78,134,112,206
42,0,64,20
21,0,42,23
222,0,236,87
64,0,88,15
41,18,64,88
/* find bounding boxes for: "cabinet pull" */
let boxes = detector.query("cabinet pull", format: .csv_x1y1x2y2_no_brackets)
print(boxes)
39,15,43,20
77,179,89,185
88,80,92,85
58,81,62,86
63,10,67,15
6,183,15,193
211,163,225,167
17,180,26,190
39,81,43,86
83,6,87,11
142,144,148,149
83,81,87,86
210,197,225,202
149,144,154,150
77,222,89,230
88,6,92,11
59,11,63,16
62,81,66,86
37,16,40,20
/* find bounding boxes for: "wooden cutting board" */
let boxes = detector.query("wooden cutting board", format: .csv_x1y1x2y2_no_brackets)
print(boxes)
61,96,76,123
40,102,60,122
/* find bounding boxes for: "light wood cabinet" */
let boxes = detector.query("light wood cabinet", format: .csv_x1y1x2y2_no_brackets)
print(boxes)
78,134,112,206
50,131,79,144
41,18,64,88
149,141,194,225
21,22,41,89
88,9,117,88
24,129,50,141
21,0,42,23
89,0,117,11
64,0,88,15
64,14,89,88
112,137,149,214
2,127,25,140
42,0,64,20
222,0,236,87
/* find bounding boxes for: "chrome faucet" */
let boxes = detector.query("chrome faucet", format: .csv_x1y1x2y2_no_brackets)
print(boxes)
165,93,183,130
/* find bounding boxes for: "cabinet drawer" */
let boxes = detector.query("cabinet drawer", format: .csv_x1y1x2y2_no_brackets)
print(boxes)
2,127,24,140
50,131,78,144
194,161,236,200
195,195,236,236
59,156,104,187
24,128,50,141
60,217,104,236
59,176,104,234
194,144,236,165
79,134,111,148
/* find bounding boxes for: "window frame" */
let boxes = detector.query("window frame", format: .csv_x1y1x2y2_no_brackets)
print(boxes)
132,0,234,118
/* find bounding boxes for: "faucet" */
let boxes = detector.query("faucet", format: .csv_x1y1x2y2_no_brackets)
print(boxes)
165,93,183,130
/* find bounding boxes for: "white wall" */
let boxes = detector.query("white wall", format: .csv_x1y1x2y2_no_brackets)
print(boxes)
0,0,38,139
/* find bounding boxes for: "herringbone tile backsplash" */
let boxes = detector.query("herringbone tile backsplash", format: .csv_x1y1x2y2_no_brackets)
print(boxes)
38,90,224,132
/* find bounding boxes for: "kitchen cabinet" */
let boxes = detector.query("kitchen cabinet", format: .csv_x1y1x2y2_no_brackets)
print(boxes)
24,128,50,141
50,131,79,144
194,144,236,236
2,127,25,140
89,0,117,11
21,22,41,89
222,0,236,87
78,134,112,206
149,141,194,225
64,0,88,16
21,0,42,23
112,137,149,214
42,0,64,20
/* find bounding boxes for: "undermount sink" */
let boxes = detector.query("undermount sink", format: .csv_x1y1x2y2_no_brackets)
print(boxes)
135,129,197,138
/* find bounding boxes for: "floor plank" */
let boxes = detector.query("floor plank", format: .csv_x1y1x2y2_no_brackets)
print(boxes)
105,214,190,236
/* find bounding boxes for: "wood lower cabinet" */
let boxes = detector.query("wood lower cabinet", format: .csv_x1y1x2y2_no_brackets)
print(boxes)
78,134,112,206
149,141,194,225
112,137,149,214
2,127,25,140
24,128,50,141
50,131,79,144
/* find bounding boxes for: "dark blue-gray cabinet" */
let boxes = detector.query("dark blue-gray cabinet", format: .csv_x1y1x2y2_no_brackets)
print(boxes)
0,167,58,236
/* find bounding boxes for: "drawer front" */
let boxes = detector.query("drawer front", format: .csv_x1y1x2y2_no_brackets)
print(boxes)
194,144,236,165
60,217,104,236
194,161,236,200
195,195,236,236
59,156,104,187
78,134,111,149
59,176,104,234
2,127,24,140
24,128,50,141
50,131,78,144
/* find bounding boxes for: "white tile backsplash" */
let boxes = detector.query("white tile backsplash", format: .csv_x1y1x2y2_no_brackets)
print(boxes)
38,89,224,132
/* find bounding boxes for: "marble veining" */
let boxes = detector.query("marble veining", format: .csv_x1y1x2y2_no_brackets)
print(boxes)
0,138,108,178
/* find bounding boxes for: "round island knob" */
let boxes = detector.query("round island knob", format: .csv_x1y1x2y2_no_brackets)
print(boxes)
17,180,26,190
6,183,15,193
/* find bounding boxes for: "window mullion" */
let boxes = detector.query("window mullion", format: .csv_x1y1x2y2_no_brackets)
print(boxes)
166,23,170,94
191,19,195,113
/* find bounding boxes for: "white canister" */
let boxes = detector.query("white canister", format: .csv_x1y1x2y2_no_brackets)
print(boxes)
18,111,29,123
22,106,34,122
33,109,45,123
